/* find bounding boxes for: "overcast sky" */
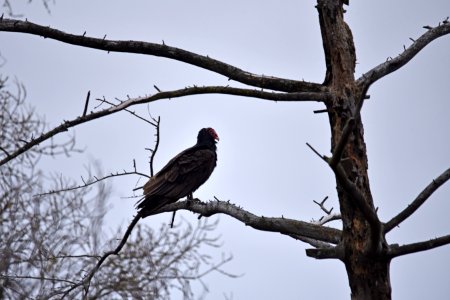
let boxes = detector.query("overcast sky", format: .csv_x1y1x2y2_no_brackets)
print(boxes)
1,0,450,299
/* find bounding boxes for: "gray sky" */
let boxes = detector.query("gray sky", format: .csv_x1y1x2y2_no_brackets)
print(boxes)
2,0,450,299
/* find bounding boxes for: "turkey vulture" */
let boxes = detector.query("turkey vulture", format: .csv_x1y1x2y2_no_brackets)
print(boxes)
137,127,219,215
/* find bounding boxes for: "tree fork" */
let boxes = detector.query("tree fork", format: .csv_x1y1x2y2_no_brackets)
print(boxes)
317,1,390,299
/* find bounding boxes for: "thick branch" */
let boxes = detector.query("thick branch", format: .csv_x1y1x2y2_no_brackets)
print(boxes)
145,199,342,245
387,234,450,258
0,18,325,93
305,244,344,260
290,234,334,249
0,85,330,167
384,167,450,233
357,22,450,89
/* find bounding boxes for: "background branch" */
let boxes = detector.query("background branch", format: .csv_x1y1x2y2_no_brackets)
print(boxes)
61,212,143,298
0,85,330,167
384,167,450,233
387,234,450,258
0,18,326,93
357,22,450,89
35,168,149,197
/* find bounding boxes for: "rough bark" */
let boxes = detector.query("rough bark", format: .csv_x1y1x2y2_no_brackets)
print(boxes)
317,1,390,298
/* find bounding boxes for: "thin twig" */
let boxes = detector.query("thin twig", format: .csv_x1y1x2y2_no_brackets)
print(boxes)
0,274,77,285
305,142,328,162
149,116,161,177
35,169,149,197
82,90,90,117
0,146,11,157
313,196,333,215
97,97,157,126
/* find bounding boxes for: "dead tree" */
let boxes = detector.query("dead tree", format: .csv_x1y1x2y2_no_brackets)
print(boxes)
1,1,449,299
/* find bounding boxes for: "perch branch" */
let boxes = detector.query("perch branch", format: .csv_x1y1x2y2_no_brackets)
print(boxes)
0,85,330,167
357,22,450,89
0,18,326,93
387,234,450,258
384,167,450,233
145,199,342,244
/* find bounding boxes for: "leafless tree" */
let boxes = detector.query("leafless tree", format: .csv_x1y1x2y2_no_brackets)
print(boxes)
0,76,232,299
1,1,450,299
1,0,53,16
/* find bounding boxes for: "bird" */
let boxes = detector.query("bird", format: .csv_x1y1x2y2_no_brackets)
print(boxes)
136,127,219,215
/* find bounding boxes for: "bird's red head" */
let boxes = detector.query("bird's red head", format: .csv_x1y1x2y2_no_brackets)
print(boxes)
206,127,219,141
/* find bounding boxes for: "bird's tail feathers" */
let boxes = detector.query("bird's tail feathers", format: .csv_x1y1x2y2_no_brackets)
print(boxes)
136,195,171,215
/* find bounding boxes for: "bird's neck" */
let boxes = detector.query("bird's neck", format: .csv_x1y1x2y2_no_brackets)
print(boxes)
196,140,216,151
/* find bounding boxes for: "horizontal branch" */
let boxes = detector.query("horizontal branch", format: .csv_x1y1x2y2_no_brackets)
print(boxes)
35,169,149,197
290,234,334,249
144,199,342,245
0,85,330,167
0,274,77,285
305,244,344,260
357,22,450,89
0,18,325,93
384,167,450,233
387,234,450,258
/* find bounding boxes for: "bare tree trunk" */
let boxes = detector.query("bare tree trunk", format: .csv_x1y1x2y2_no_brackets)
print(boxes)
317,1,391,298
345,257,391,299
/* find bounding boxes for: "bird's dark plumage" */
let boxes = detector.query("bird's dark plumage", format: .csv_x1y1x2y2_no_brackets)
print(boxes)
137,128,219,214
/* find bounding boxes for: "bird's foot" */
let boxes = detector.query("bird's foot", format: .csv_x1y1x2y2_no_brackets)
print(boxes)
186,195,201,207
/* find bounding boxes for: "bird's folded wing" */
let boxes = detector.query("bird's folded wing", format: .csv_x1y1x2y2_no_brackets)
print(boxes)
143,149,215,198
